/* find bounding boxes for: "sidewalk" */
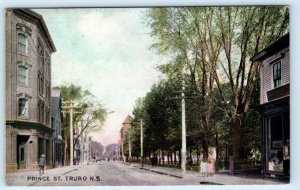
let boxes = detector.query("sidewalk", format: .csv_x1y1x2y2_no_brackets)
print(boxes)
6,165,81,186
129,162,288,185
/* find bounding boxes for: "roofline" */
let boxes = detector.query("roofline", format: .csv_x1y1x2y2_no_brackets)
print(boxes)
122,115,133,125
251,32,289,62
12,9,56,52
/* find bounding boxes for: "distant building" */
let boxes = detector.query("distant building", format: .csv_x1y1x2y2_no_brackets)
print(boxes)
120,115,132,160
252,33,290,179
6,9,56,172
51,89,64,167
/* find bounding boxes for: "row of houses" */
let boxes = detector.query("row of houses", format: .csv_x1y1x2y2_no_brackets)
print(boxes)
119,33,290,179
5,9,64,172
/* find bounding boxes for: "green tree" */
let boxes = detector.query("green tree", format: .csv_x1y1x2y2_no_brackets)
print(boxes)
145,6,289,163
54,83,107,165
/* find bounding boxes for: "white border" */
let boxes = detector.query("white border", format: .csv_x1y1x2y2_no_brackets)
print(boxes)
1,1,299,190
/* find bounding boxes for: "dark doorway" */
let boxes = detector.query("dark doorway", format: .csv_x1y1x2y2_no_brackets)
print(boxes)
17,135,29,169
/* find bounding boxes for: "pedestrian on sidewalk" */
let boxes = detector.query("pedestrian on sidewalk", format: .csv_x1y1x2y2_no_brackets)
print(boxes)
38,154,46,176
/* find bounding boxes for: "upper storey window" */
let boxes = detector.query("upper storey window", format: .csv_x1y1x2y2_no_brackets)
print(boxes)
18,98,28,118
18,33,28,55
17,65,28,86
273,61,282,88
38,40,45,71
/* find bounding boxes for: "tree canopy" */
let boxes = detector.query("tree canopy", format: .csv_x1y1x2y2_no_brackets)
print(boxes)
54,83,107,164
125,6,289,167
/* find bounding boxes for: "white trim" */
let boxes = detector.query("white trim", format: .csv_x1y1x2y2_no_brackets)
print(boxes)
17,97,29,119
272,60,283,89
17,65,29,86
17,32,29,55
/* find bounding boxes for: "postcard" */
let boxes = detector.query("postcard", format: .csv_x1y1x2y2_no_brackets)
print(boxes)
5,6,290,186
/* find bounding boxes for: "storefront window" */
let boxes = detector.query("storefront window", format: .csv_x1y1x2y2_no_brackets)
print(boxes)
267,115,283,172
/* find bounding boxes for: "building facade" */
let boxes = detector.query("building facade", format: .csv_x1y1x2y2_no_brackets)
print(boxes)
252,33,290,179
51,89,64,167
6,9,56,172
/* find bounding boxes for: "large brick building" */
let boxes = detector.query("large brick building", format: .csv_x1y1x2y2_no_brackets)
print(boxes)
252,33,290,179
5,9,56,172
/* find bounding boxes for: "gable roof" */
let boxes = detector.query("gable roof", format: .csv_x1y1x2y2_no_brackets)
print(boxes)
122,115,133,125
251,33,289,62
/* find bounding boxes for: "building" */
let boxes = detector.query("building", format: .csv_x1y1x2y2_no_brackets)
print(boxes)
251,33,289,179
120,115,132,161
6,9,56,172
51,89,64,167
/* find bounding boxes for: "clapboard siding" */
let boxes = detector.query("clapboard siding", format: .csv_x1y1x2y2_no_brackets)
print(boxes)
260,47,290,104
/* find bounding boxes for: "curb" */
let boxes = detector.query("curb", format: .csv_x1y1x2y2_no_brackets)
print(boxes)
140,167,183,179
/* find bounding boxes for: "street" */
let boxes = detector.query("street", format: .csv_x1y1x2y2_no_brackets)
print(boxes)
6,160,287,186
7,161,193,186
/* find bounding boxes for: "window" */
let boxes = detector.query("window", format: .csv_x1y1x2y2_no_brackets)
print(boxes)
46,108,50,126
45,82,50,100
38,100,44,123
17,66,28,85
18,33,28,54
273,61,282,88
48,84,51,99
38,73,44,95
38,40,44,70
18,98,28,118
45,82,47,99
41,77,44,95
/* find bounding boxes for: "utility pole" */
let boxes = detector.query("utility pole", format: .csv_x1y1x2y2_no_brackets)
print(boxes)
181,72,186,175
88,136,92,163
140,119,144,167
63,101,81,166
80,120,84,165
70,102,74,166
164,71,198,175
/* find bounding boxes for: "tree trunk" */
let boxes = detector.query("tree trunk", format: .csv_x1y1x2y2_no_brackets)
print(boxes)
157,149,160,165
225,144,228,162
174,151,177,165
179,150,181,166
196,148,200,164
232,116,244,163
170,151,173,165
201,116,209,161
215,132,219,171
167,150,170,166
162,150,165,165
189,147,192,165
64,139,69,166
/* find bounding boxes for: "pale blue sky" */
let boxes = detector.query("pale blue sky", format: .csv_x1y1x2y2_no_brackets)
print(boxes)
34,8,162,146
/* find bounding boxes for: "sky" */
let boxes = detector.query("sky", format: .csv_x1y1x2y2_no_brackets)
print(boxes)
33,8,162,146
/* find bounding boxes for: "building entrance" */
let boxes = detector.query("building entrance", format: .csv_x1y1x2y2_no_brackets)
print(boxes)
18,144,26,169
17,135,29,169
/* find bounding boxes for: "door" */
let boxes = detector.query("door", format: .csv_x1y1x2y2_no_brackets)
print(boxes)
266,115,284,173
18,144,26,169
